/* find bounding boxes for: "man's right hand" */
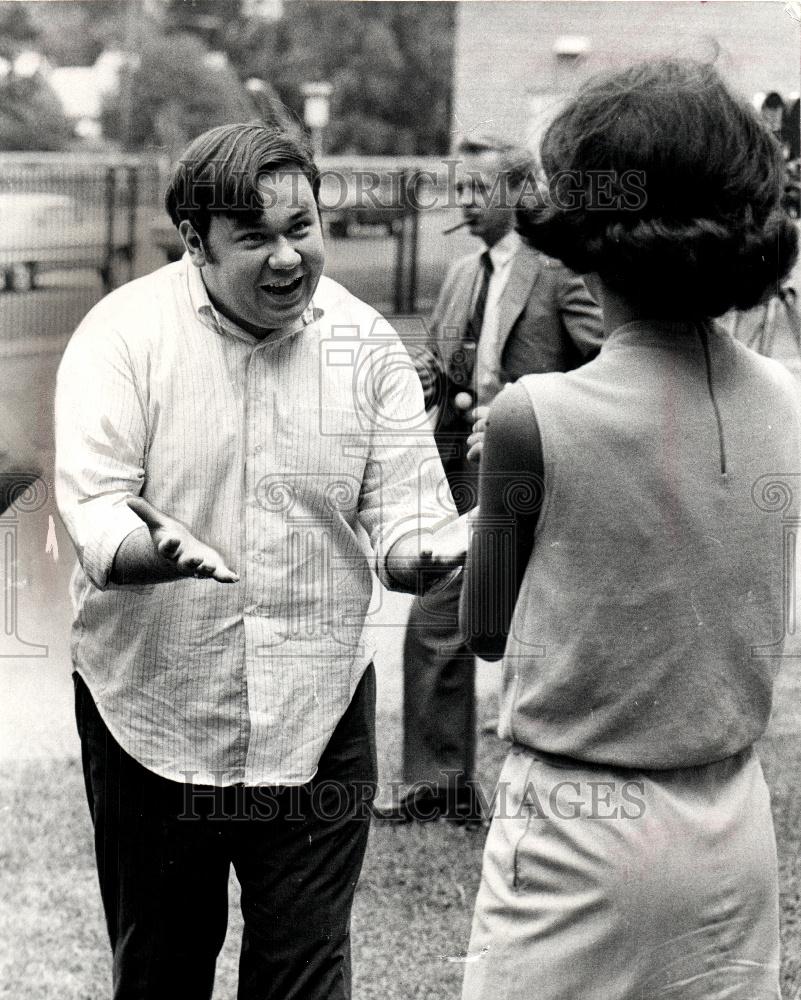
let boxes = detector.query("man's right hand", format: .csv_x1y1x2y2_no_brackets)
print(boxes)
126,497,239,583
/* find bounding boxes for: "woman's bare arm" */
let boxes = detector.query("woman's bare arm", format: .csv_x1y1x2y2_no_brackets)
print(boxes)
461,382,544,660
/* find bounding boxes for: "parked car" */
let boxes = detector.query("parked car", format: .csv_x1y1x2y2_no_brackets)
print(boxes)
320,169,407,238
0,192,121,291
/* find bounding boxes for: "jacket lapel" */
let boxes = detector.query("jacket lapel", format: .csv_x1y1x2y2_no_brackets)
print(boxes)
495,245,541,356
439,254,481,370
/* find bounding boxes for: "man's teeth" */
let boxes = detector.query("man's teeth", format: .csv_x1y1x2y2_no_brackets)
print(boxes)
264,276,302,294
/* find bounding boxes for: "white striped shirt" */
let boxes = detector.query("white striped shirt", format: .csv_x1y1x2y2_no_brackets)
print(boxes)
56,257,453,786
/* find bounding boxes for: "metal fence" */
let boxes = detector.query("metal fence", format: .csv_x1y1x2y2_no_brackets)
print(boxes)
0,154,164,297
0,154,465,349
311,159,463,319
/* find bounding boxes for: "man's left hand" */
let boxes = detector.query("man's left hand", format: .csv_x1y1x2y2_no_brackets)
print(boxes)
385,514,469,592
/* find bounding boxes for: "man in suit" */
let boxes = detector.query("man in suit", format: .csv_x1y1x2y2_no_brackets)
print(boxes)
375,136,603,823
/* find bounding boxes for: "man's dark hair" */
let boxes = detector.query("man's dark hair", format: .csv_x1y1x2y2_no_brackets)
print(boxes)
517,59,798,318
164,121,321,240
457,135,534,189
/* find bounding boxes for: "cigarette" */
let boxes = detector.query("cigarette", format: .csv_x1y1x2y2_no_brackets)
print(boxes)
442,220,469,235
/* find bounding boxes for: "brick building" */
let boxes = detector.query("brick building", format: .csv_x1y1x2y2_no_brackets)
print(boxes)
452,1,800,149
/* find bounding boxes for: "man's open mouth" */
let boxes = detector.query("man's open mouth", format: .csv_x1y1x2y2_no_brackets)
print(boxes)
261,275,303,296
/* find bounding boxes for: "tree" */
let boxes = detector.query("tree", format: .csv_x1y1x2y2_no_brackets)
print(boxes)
390,4,455,154
20,0,456,155
102,31,257,152
0,2,72,150
0,3,38,62
234,1,455,155
25,0,122,67
161,0,246,52
0,72,72,150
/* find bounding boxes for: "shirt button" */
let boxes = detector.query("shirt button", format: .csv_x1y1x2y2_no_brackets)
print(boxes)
253,443,264,455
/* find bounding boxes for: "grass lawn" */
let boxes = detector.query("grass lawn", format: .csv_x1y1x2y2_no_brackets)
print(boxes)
1,665,801,1000
0,690,504,1000
762,658,801,999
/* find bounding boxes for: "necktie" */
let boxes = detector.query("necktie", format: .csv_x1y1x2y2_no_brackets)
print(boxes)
448,250,494,404
465,249,494,345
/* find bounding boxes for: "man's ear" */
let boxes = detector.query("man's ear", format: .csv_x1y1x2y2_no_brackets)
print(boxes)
178,221,208,267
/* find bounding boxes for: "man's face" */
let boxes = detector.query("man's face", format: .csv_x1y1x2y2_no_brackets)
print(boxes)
190,169,325,337
455,151,516,248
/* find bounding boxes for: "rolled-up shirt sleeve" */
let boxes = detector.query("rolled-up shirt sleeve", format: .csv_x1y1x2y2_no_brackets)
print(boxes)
355,323,457,591
55,321,147,590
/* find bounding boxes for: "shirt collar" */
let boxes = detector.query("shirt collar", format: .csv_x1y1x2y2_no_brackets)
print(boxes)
183,253,323,346
487,230,519,271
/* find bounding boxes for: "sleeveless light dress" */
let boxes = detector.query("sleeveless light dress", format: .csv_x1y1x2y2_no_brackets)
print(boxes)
462,322,799,999
462,745,780,999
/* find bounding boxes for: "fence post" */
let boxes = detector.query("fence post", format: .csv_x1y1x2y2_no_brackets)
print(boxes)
101,166,116,294
407,170,421,314
126,165,138,283
0,481,48,658
393,168,410,314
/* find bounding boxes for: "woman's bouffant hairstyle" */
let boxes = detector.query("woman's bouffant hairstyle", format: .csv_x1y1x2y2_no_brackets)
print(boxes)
517,60,798,318
164,119,320,240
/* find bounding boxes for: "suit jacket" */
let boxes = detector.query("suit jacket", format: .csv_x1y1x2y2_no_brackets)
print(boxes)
424,242,603,506
432,241,603,387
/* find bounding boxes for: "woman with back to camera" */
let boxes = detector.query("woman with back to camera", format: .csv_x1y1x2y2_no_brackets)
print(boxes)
460,59,801,999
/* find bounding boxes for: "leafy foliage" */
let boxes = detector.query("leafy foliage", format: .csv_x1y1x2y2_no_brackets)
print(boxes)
0,2,72,150
161,0,247,52
2,0,455,154
0,3,38,62
25,0,122,67
233,1,455,154
0,73,73,150
101,31,256,152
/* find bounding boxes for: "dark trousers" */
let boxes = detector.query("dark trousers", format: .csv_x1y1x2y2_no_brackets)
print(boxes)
402,419,476,789
403,572,476,789
75,666,377,1000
